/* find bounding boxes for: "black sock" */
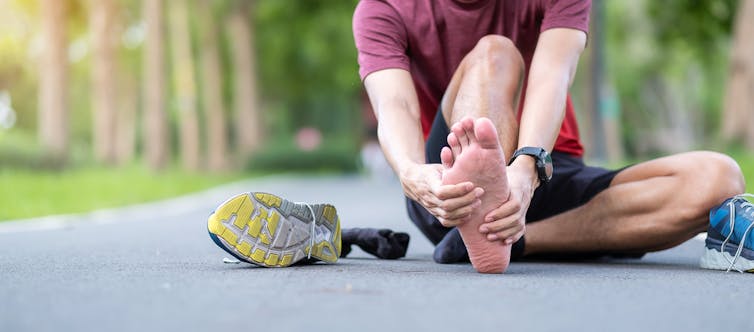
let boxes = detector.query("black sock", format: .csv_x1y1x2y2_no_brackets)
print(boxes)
511,236,525,260
434,228,526,263
340,228,410,259
433,227,469,264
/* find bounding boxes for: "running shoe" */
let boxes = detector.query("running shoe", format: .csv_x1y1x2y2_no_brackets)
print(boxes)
700,193,754,273
208,192,341,267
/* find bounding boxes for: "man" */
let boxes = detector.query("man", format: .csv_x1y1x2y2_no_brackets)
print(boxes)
353,0,747,273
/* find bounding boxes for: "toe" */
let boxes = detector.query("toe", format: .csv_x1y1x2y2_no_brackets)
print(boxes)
447,132,462,158
474,117,500,149
451,121,470,147
441,146,454,169
461,117,476,144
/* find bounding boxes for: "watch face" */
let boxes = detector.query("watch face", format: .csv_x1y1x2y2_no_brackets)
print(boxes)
541,151,553,181
544,160,553,180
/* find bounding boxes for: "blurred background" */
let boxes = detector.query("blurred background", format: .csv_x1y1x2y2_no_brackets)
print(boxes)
0,0,752,221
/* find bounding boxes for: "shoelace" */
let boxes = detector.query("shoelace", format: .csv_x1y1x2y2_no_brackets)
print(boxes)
720,193,754,273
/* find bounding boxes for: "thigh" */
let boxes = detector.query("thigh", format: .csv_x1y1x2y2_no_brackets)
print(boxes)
424,106,451,164
527,152,623,223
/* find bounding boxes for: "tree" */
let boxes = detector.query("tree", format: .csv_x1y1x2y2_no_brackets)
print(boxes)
142,0,169,170
90,0,119,164
197,0,228,171
168,0,201,171
38,0,69,159
722,0,754,148
227,0,262,160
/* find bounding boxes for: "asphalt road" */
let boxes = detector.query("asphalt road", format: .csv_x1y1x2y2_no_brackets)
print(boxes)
1,175,752,332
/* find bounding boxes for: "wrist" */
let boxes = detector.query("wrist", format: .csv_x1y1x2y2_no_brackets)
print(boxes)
397,161,422,181
508,156,541,189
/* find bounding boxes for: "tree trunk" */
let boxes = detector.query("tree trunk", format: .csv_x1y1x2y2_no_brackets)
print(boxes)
169,0,201,171
197,0,228,171
90,0,119,164
38,0,69,159
142,0,169,170
116,74,137,165
227,0,262,161
722,0,754,148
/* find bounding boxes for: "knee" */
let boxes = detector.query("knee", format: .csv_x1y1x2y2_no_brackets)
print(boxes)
696,151,745,200
469,35,524,75
677,151,745,220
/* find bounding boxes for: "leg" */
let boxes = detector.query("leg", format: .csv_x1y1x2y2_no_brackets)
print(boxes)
436,36,525,273
440,35,524,159
524,152,745,255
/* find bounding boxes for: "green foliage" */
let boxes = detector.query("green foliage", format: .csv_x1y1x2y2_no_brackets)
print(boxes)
604,0,737,154
0,130,66,170
245,136,360,173
254,0,362,139
648,0,737,65
0,164,245,221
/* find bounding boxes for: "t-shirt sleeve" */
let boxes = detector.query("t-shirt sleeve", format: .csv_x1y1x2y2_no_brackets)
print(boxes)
352,0,409,80
541,0,591,34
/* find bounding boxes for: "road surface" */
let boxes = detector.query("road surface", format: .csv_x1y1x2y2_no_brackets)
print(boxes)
1,175,752,331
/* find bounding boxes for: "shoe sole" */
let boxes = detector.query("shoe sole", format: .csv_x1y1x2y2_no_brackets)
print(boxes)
700,244,754,273
207,192,341,267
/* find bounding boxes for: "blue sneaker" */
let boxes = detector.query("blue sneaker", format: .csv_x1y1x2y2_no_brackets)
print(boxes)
208,192,341,267
700,194,754,273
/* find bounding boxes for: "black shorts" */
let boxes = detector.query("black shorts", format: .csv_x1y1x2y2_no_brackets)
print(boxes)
406,110,622,250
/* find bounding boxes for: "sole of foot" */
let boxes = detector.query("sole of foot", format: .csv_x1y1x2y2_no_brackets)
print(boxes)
441,116,511,274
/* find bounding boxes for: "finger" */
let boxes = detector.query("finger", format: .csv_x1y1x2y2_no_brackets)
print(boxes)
435,182,477,200
503,228,526,245
483,199,520,222
441,198,481,220
420,191,442,209
436,214,466,228
487,221,524,241
439,186,483,210
480,213,521,234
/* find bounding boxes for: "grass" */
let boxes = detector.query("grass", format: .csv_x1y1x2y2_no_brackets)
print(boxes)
1,149,752,222
0,165,248,221
732,151,754,193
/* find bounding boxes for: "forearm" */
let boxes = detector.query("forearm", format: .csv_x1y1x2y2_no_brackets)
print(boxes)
363,69,426,180
511,28,585,184
517,66,573,152
374,99,425,179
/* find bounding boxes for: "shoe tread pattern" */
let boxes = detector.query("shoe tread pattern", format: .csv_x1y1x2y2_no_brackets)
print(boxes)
208,192,341,267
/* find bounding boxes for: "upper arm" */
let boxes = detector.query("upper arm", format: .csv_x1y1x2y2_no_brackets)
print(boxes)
534,0,591,83
353,1,418,118
353,0,410,80
531,28,587,85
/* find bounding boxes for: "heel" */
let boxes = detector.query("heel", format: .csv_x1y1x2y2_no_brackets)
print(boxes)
309,204,341,263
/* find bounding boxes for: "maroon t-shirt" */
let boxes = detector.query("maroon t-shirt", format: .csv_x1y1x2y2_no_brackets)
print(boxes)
353,0,590,156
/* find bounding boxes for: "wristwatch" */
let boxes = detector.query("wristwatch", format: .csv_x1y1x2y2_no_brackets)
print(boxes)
508,147,553,184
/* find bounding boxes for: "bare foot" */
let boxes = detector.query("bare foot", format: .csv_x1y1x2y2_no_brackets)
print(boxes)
441,116,511,273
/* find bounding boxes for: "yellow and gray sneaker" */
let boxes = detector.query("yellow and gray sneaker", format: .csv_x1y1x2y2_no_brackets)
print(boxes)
207,192,341,267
